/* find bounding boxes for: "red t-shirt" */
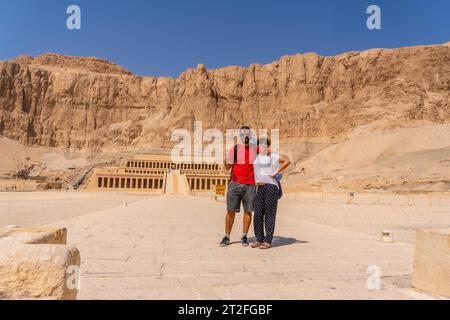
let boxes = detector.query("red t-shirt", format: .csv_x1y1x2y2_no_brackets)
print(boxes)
229,144,258,185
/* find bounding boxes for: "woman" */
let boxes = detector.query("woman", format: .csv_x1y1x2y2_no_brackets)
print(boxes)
252,138,291,249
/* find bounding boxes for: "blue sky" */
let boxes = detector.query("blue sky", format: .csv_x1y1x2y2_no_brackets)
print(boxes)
1,0,449,77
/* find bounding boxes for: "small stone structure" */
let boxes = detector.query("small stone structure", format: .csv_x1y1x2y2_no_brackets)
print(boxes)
412,228,450,298
85,155,230,194
0,227,80,300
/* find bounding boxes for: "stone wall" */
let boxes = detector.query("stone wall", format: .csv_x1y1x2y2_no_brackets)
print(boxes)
412,228,450,298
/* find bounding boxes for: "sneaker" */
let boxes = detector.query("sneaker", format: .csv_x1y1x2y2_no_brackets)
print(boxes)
241,235,249,247
220,236,230,247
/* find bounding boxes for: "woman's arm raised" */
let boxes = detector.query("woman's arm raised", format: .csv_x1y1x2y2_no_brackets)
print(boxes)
271,155,291,177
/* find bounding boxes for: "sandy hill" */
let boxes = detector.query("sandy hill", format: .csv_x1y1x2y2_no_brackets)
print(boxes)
0,42,449,192
285,124,450,193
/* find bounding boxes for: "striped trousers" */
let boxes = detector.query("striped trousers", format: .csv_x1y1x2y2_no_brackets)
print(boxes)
253,184,279,244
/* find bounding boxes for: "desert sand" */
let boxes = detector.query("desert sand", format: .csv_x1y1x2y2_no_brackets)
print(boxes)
285,124,450,193
1,191,448,299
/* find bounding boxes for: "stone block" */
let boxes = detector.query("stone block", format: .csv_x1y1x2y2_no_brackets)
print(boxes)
0,227,80,300
412,228,450,298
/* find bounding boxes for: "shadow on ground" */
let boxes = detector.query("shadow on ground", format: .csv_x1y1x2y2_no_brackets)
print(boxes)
246,236,308,248
272,236,308,248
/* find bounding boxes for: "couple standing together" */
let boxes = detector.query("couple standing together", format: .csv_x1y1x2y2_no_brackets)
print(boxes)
220,126,291,249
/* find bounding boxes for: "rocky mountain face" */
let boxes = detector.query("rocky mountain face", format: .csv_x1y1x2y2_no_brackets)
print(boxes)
0,43,449,151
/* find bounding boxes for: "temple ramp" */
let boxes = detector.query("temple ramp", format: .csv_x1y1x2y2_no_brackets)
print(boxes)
164,170,191,195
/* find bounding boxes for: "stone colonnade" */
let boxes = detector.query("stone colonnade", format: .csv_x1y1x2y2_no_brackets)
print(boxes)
94,158,229,192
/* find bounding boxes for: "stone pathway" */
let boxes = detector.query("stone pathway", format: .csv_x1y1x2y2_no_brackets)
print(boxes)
49,195,438,300
0,192,150,227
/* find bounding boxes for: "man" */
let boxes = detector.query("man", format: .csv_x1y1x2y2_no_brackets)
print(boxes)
220,126,258,247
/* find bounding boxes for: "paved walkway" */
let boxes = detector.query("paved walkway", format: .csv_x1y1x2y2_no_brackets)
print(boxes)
49,195,436,300
0,192,150,227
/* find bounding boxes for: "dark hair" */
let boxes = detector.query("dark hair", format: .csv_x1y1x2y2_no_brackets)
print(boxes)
240,125,251,131
258,138,271,146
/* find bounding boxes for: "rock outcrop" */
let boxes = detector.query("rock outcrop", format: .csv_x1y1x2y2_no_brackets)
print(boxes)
0,43,449,150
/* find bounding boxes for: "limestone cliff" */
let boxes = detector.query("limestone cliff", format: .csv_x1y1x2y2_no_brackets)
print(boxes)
0,43,449,150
